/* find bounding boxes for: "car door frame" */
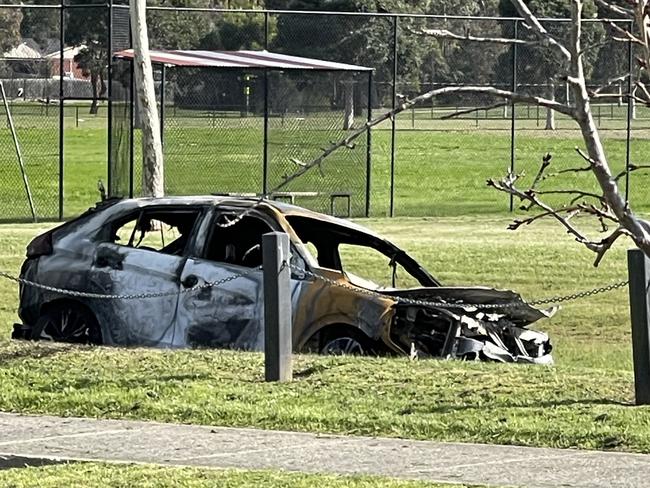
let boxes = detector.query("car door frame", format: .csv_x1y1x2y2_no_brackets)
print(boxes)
88,203,208,346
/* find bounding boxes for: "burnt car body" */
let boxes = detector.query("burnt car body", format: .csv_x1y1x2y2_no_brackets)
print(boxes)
13,196,554,363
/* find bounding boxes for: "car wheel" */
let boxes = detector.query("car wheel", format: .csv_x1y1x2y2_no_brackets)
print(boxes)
31,304,102,344
319,330,371,356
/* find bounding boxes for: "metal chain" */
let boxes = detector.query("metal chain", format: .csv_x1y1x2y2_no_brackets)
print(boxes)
289,263,628,310
0,267,261,300
0,260,628,307
527,280,629,306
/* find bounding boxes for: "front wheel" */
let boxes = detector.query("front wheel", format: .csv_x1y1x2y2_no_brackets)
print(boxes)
319,329,372,356
31,304,102,344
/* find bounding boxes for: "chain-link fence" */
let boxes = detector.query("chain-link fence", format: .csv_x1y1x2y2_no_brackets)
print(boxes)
0,4,646,220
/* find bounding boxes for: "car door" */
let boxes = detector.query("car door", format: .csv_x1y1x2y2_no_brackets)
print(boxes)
174,207,302,350
88,206,203,346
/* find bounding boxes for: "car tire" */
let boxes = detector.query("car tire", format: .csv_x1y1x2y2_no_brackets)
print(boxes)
319,329,372,356
31,304,102,344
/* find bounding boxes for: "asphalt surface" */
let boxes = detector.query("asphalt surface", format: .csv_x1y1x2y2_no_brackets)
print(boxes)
0,412,649,487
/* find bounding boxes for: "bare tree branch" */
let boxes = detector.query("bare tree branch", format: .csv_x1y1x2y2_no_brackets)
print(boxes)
589,73,630,96
614,163,650,181
488,173,628,266
594,0,634,18
603,20,644,45
592,227,630,266
489,174,595,247
269,85,575,195
408,27,533,45
510,0,571,59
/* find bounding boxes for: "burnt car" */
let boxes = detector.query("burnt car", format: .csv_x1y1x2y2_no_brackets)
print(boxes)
13,196,554,363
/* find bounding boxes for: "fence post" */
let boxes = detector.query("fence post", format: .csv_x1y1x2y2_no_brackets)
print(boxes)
389,15,398,218
263,232,292,382
509,19,518,212
628,248,650,405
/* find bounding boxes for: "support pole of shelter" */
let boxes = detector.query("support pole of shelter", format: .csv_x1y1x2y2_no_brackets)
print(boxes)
130,0,164,198
0,82,36,222
263,232,292,382
628,248,650,405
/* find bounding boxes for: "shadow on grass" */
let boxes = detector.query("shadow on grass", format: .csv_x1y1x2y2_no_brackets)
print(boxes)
0,455,70,470
400,397,634,415
0,342,70,366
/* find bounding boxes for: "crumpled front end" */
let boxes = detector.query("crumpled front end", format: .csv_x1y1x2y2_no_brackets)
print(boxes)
387,287,555,364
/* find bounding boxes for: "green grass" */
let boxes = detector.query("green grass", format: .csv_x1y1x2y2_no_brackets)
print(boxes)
0,216,644,452
2,104,650,220
0,463,478,488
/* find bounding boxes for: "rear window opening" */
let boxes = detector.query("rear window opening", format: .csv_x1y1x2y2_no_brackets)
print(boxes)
109,209,200,256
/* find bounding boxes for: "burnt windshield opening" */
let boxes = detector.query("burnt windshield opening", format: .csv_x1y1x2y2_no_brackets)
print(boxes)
286,216,439,288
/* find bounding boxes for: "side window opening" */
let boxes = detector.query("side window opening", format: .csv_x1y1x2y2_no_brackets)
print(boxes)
109,209,200,256
205,213,274,268
338,243,421,290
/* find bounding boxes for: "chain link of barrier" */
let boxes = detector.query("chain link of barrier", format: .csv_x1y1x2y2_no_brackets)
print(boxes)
288,263,629,310
0,267,261,300
0,262,628,308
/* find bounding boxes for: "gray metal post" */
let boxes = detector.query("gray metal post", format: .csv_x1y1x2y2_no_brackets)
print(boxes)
628,248,650,405
263,232,292,382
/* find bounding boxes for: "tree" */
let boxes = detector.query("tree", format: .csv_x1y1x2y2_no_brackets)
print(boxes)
0,6,22,54
131,0,164,198
279,0,650,264
64,0,109,115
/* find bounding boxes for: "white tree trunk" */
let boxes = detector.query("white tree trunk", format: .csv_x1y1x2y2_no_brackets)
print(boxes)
545,82,556,130
130,0,164,198
343,81,354,130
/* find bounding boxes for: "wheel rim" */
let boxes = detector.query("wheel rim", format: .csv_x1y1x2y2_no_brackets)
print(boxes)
321,337,365,355
39,309,91,343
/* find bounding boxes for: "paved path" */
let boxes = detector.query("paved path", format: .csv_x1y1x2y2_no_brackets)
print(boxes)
0,412,649,487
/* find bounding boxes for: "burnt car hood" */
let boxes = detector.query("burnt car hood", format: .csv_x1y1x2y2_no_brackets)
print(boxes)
382,286,556,325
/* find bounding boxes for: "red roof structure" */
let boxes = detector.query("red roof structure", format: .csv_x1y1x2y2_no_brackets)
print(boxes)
113,49,372,72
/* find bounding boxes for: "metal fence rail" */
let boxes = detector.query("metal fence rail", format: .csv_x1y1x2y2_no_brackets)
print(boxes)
0,4,645,220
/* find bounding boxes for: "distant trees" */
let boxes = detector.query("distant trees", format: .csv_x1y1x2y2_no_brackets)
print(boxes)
0,6,22,54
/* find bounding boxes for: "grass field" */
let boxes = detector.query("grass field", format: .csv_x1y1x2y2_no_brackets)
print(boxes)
2,103,650,221
0,216,645,452
0,463,479,488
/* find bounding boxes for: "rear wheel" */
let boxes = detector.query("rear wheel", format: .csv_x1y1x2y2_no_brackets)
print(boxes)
31,304,102,344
